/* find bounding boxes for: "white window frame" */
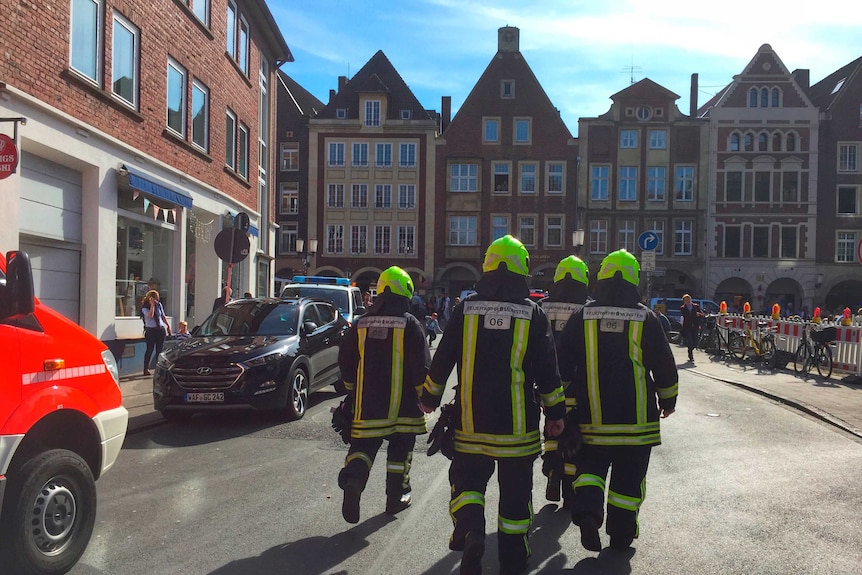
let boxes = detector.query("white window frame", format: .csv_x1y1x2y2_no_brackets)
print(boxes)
589,219,608,254
398,184,416,209
352,142,369,167
519,162,537,194
618,220,636,252
191,0,209,26
837,186,859,215
725,170,743,202
374,184,392,209
647,166,665,201
327,183,345,208
225,109,236,169
351,183,368,209
238,123,249,179
450,163,478,193
326,224,344,254
491,215,509,240
375,143,392,167
619,166,637,201
397,226,415,255
484,118,500,143
647,220,665,255
591,165,610,201
518,216,536,247
374,225,392,255
501,79,515,99
399,143,416,168
364,100,381,127
493,162,510,194
545,215,563,247
648,129,667,149
350,225,368,255
514,118,531,144
279,222,298,255
449,216,478,246
836,231,857,262
280,182,298,214
328,142,345,167
674,220,693,255
111,12,139,108
191,78,209,150
70,0,103,83
620,130,638,149
838,143,859,172
546,162,564,194
675,166,695,202
167,58,187,137
280,142,299,171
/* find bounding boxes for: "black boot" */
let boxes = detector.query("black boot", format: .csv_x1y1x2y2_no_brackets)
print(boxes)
338,469,362,524
385,493,411,515
460,531,485,575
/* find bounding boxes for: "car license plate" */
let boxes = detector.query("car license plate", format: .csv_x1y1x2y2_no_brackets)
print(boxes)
185,392,224,403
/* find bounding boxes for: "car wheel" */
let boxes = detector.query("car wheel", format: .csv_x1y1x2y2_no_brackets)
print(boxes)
0,449,97,575
284,365,309,420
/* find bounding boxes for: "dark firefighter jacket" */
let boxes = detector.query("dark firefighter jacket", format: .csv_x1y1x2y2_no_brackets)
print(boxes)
557,301,678,447
338,293,431,439
420,272,566,459
541,298,584,413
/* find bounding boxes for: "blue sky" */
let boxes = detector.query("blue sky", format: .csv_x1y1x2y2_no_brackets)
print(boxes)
271,1,862,136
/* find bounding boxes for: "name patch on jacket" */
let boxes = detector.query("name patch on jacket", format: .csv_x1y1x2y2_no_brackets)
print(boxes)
464,301,531,330
542,302,582,332
584,306,649,333
358,316,407,339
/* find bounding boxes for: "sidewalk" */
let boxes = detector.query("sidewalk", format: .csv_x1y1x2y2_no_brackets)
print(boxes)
119,346,862,438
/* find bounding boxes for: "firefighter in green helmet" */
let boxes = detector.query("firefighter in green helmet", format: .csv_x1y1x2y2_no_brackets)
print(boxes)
419,235,566,575
557,249,678,552
336,266,431,523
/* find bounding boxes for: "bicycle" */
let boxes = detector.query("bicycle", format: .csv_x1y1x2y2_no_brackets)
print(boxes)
793,324,835,378
729,320,776,365
699,315,743,356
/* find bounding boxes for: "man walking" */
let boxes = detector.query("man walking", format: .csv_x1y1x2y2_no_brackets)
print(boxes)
680,293,703,362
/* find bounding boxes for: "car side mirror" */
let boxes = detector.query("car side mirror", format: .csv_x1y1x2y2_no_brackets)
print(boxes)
355,306,366,316
303,321,318,334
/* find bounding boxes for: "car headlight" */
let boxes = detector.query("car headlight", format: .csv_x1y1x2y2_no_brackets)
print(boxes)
243,351,287,368
156,353,173,370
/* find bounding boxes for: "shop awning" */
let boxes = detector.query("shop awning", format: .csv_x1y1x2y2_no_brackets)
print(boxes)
120,164,193,209
227,210,259,237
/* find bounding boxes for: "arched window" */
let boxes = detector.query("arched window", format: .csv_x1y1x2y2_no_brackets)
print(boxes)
749,88,758,107
730,133,740,151
744,133,754,152
786,132,796,151
758,133,768,151
760,88,769,107
772,132,782,151
771,87,780,107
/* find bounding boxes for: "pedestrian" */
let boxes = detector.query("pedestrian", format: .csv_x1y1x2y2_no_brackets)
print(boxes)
539,255,589,508
557,249,678,552
410,289,426,321
419,235,566,575
438,289,451,329
654,307,672,340
336,266,431,524
426,312,442,346
175,320,191,339
212,285,231,312
680,293,704,362
141,290,170,376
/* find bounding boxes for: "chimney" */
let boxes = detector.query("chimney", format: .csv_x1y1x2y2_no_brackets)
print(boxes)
690,73,698,117
793,68,810,93
338,75,348,91
441,96,451,132
329,89,336,104
498,26,519,52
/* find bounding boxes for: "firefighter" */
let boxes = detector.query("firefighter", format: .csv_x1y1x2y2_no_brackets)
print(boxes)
540,255,589,508
337,266,431,524
557,249,678,552
419,235,566,575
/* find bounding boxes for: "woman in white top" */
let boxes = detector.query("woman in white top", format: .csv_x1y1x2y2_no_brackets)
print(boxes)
141,289,170,376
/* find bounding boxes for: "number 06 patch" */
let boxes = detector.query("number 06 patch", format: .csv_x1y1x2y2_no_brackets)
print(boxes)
600,319,624,333
485,314,511,330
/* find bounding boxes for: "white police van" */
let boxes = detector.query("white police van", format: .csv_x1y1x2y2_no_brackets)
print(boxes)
280,276,366,325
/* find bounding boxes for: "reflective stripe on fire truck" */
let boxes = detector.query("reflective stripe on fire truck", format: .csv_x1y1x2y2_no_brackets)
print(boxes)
22,363,107,386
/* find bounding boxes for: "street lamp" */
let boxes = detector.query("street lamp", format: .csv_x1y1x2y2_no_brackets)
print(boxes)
296,238,318,274
572,229,585,256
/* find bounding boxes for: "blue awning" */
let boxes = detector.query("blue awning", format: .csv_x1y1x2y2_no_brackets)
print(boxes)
120,164,193,209
226,211,259,236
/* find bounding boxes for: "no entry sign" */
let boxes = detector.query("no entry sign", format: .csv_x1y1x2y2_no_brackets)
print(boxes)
0,134,19,180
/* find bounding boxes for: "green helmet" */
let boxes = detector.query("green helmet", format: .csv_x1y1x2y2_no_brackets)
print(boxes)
482,235,530,276
554,256,589,285
597,249,640,286
377,266,414,298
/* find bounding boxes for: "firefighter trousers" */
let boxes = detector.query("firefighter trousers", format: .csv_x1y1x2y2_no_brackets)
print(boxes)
571,444,651,542
449,453,536,567
339,434,415,499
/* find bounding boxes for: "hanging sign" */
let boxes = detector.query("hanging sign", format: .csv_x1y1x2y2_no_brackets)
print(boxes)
0,134,19,180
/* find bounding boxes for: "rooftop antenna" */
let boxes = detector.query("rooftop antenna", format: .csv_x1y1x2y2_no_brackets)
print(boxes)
622,58,642,85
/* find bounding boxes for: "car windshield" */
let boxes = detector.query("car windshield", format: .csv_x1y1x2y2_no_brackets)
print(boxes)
282,286,348,313
199,301,299,336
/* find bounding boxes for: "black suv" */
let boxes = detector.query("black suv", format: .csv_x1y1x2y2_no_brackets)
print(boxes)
153,297,348,421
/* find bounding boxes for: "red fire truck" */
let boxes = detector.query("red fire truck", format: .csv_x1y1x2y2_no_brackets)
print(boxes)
0,250,128,574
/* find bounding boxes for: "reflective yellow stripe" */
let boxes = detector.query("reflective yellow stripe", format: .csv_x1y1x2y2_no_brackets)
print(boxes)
584,320,602,423
543,439,558,452
460,314,479,433
541,386,565,408
345,451,372,469
629,320,647,424
583,433,661,446
608,489,643,512
574,473,606,491
510,317,529,435
498,514,531,534
423,375,445,396
450,491,485,515
343,380,354,392
564,462,577,476
657,381,679,400
580,422,660,435
351,416,427,438
386,460,406,473
454,429,542,458
389,327,404,419
355,327,367,420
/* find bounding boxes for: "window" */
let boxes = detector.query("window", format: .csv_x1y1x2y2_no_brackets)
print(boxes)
226,1,235,59
336,109,348,119
726,171,742,202
364,100,381,127
191,79,208,150
374,184,392,208
636,106,652,121
450,163,478,192
111,13,138,107
350,225,368,255
675,166,694,201
398,184,416,209
761,88,769,108
749,88,758,107
352,142,368,167
647,166,666,201
674,220,693,255
449,216,477,245
400,109,412,120
225,109,236,168
280,183,298,214
837,231,856,262
591,165,610,200
838,186,858,214
758,133,768,152
780,226,797,258
226,1,249,74
238,123,249,178
351,184,368,209
501,80,515,99
514,118,531,144
754,172,771,202
730,133,740,152
771,87,780,107
546,163,564,194
620,130,638,148
70,0,102,82
327,184,344,208
326,224,344,254
167,59,187,136
491,215,509,240
191,0,209,25
744,133,754,152
618,220,636,252
397,226,415,255
546,216,563,247
839,143,858,172
753,227,769,258
781,172,798,202
647,220,665,255
648,130,666,149
374,225,391,255
589,220,608,254
375,143,392,167
619,166,637,201
518,216,536,246
328,142,345,166
484,118,499,143
519,163,537,194
399,143,416,168
772,132,782,151
280,143,299,171
724,226,741,257
279,222,298,255
786,132,796,151
493,162,510,193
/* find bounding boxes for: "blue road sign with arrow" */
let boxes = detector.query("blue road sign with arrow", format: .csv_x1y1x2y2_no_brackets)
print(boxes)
638,231,659,251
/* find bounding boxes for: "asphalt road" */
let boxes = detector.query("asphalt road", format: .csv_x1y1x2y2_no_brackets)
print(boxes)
69,367,862,575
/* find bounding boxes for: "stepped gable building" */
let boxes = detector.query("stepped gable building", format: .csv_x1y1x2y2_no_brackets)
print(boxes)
434,26,577,295
699,44,819,315
0,0,290,375
578,77,708,297
307,50,439,294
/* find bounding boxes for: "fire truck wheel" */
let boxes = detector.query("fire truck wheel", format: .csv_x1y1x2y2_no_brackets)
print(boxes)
1,449,97,575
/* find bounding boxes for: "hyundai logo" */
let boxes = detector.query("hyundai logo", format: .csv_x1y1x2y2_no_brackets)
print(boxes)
197,367,212,375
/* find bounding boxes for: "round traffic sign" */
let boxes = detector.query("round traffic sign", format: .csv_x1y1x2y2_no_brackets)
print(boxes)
214,228,251,263
638,231,659,251
0,134,19,180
